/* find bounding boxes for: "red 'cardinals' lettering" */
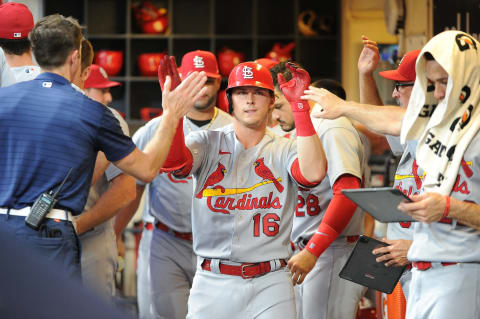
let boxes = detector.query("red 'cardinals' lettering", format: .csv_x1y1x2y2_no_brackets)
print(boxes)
196,163,227,198
206,192,282,214
253,157,284,193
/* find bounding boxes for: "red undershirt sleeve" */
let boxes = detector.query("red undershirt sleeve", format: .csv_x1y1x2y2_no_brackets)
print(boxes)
305,174,361,258
290,158,326,188
161,117,193,176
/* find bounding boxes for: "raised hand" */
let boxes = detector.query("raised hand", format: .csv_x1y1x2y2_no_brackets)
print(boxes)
158,55,182,91
358,35,380,76
302,87,348,120
161,70,207,121
278,62,311,112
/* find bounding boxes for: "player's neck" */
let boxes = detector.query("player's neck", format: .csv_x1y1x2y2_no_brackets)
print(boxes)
4,51,35,68
186,105,216,121
233,120,267,149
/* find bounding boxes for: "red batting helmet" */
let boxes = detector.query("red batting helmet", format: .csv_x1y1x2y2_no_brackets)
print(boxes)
226,62,274,113
226,62,274,92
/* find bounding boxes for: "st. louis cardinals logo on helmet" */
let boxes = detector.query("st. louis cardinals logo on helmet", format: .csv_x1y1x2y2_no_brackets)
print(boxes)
242,65,254,79
193,55,205,69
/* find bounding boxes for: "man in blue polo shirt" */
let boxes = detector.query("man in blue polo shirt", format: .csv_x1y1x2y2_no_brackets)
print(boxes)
0,14,207,279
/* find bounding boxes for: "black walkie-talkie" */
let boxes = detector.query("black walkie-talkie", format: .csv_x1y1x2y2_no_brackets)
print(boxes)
25,168,74,230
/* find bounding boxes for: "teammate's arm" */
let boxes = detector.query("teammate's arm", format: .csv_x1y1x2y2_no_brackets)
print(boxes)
278,63,327,183
114,72,207,182
358,35,384,106
114,184,145,237
399,192,480,230
302,88,405,136
75,173,136,235
288,174,361,285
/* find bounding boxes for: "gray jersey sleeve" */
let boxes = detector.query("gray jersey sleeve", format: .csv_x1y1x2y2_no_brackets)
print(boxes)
0,48,16,87
132,117,163,186
321,127,364,185
105,108,130,182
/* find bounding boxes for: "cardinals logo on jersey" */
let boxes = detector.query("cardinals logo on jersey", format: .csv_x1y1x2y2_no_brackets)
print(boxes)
253,157,284,193
196,163,227,198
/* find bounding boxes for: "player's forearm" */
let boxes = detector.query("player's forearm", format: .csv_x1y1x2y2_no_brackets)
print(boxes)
343,102,404,136
114,184,145,237
116,110,179,182
449,197,480,230
296,135,327,184
359,73,383,106
75,174,136,235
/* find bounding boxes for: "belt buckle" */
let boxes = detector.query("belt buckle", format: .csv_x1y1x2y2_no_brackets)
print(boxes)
241,263,256,279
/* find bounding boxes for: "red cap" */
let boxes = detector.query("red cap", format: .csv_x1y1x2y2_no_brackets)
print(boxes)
0,2,34,39
84,64,121,89
227,62,274,92
180,50,221,79
379,50,421,82
254,58,279,70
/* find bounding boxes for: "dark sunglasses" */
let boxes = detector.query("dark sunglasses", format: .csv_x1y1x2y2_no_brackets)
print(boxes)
395,82,414,91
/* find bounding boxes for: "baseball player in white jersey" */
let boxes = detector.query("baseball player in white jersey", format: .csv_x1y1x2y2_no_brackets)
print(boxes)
114,51,232,319
271,63,368,319
0,3,41,83
159,59,327,319
356,37,422,300
305,30,480,319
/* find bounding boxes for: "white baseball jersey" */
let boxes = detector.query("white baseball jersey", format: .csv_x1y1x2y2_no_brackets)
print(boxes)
134,108,232,231
187,124,300,262
10,65,41,83
291,113,368,243
387,140,422,241
0,48,16,87
408,131,480,262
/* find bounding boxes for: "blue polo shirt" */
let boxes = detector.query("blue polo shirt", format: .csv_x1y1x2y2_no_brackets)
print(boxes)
0,72,136,214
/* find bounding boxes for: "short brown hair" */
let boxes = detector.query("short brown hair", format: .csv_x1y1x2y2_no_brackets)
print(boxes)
29,14,83,69
81,38,93,72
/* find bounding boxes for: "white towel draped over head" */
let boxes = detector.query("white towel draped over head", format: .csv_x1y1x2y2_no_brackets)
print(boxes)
400,31,480,194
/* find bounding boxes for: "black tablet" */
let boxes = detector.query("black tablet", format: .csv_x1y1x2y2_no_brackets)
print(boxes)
339,235,407,294
342,187,415,222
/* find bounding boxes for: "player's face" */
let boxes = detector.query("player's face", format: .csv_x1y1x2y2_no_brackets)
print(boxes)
425,60,448,102
272,87,295,132
392,82,414,108
231,86,274,129
194,77,221,111
86,87,113,105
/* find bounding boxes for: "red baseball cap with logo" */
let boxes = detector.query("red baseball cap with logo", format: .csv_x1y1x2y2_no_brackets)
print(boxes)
0,2,34,40
379,50,421,82
84,64,121,89
180,50,221,79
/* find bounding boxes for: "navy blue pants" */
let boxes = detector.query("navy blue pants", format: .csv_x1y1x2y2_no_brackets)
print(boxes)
0,213,81,280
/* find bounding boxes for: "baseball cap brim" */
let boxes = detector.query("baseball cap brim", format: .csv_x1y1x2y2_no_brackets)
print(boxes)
85,80,121,89
378,69,412,82
182,70,221,79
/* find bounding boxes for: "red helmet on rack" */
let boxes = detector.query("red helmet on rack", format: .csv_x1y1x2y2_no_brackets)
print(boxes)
226,62,274,113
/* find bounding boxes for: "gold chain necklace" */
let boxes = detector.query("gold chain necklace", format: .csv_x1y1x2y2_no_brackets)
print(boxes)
184,107,218,133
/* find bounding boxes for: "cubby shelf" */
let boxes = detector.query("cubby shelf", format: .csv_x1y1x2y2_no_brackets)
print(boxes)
43,0,340,124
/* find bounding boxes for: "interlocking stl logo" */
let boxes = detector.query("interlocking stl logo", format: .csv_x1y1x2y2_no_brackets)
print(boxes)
242,66,253,79
193,56,205,68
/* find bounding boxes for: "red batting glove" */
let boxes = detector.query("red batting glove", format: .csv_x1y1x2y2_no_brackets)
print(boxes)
277,63,315,136
158,55,182,91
